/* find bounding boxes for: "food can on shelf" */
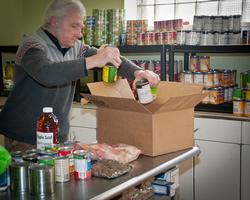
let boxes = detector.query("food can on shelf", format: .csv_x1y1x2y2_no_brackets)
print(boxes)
218,87,225,104
193,72,204,84
224,87,229,102
209,87,221,104
201,88,210,104
176,30,186,45
221,69,231,87
193,16,203,31
183,71,193,84
200,56,210,72
200,31,208,45
55,156,70,183
228,86,234,102
212,69,221,87
203,16,213,31
22,153,38,164
213,16,222,32
218,32,228,45
190,55,200,72
207,32,215,45
222,16,229,32
233,99,245,116
233,87,243,100
73,150,91,180
204,71,214,88
244,100,250,117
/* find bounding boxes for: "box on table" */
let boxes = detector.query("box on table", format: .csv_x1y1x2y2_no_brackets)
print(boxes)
87,79,206,156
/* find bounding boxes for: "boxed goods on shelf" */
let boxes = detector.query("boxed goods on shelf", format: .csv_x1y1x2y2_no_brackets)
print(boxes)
87,79,206,156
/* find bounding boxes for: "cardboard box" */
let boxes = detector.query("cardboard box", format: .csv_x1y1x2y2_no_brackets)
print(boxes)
87,79,206,156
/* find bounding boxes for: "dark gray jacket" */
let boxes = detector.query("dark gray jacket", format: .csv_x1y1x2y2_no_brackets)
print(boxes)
0,28,141,144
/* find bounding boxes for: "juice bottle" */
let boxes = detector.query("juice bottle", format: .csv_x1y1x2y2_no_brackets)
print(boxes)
36,107,59,150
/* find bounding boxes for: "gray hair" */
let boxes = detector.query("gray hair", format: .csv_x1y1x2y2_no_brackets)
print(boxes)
43,0,86,28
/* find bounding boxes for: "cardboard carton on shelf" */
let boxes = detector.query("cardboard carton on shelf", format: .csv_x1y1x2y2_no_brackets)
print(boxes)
86,79,206,156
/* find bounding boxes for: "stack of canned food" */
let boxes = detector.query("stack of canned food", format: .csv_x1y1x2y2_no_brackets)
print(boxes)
176,15,242,45
180,55,238,104
107,9,125,46
6,142,91,197
126,20,148,45
93,9,108,46
233,71,250,117
84,16,95,45
132,59,183,82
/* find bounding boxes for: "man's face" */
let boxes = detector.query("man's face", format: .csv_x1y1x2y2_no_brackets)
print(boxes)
55,11,84,48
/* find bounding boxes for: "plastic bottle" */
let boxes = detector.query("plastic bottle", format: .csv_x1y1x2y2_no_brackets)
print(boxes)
36,107,59,150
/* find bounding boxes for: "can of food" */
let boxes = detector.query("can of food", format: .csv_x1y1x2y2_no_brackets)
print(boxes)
136,79,154,104
29,164,55,196
233,99,245,116
44,144,60,152
25,149,40,155
244,100,250,117
190,55,200,72
55,156,70,183
212,70,221,87
38,156,55,166
210,88,220,104
73,150,91,180
233,87,243,100
22,153,38,164
224,87,229,102
199,56,210,72
11,151,23,162
201,88,210,104
193,72,204,84
228,86,234,102
102,64,117,83
39,150,58,158
9,161,29,193
204,71,214,88
58,146,74,174
183,71,193,84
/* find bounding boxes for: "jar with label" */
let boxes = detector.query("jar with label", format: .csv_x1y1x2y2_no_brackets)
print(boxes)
193,72,204,85
136,79,153,104
204,71,214,88
37,107,59,150
200,56,210,72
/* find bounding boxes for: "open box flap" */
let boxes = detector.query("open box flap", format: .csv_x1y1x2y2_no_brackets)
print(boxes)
87,79,135,99
154,92,208,113
84,95,151,113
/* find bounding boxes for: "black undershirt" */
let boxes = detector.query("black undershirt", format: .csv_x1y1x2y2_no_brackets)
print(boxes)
43,29,70,56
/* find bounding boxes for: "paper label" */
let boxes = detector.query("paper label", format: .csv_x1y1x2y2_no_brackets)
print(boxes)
37,131,53,150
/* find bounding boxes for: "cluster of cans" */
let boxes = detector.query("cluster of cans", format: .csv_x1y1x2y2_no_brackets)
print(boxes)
7,142,91,196
132,59,183,82
84,9,125,46
233,87,250,117
137,31,177,45
176,15,242,46
154,19,183,32
126,20,148,45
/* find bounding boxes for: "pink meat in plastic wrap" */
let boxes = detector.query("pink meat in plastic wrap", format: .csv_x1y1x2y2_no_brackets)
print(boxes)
74,143,141,163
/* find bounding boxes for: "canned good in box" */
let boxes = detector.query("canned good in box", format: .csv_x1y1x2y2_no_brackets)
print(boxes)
73,150,92,180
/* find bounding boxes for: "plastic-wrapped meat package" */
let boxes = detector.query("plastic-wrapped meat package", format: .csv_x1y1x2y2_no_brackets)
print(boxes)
74,143,141,163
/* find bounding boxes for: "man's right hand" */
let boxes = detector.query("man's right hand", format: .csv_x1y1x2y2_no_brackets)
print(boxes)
85,45,122,70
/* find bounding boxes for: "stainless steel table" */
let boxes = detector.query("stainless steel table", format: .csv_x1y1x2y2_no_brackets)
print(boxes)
0,147,200,200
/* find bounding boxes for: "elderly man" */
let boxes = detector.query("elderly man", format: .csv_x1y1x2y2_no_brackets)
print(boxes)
0,0,160,151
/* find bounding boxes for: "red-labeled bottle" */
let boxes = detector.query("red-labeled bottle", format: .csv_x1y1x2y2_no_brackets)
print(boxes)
36,107,59,150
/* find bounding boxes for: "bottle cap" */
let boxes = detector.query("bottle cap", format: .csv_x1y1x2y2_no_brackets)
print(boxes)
43,107,53,113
